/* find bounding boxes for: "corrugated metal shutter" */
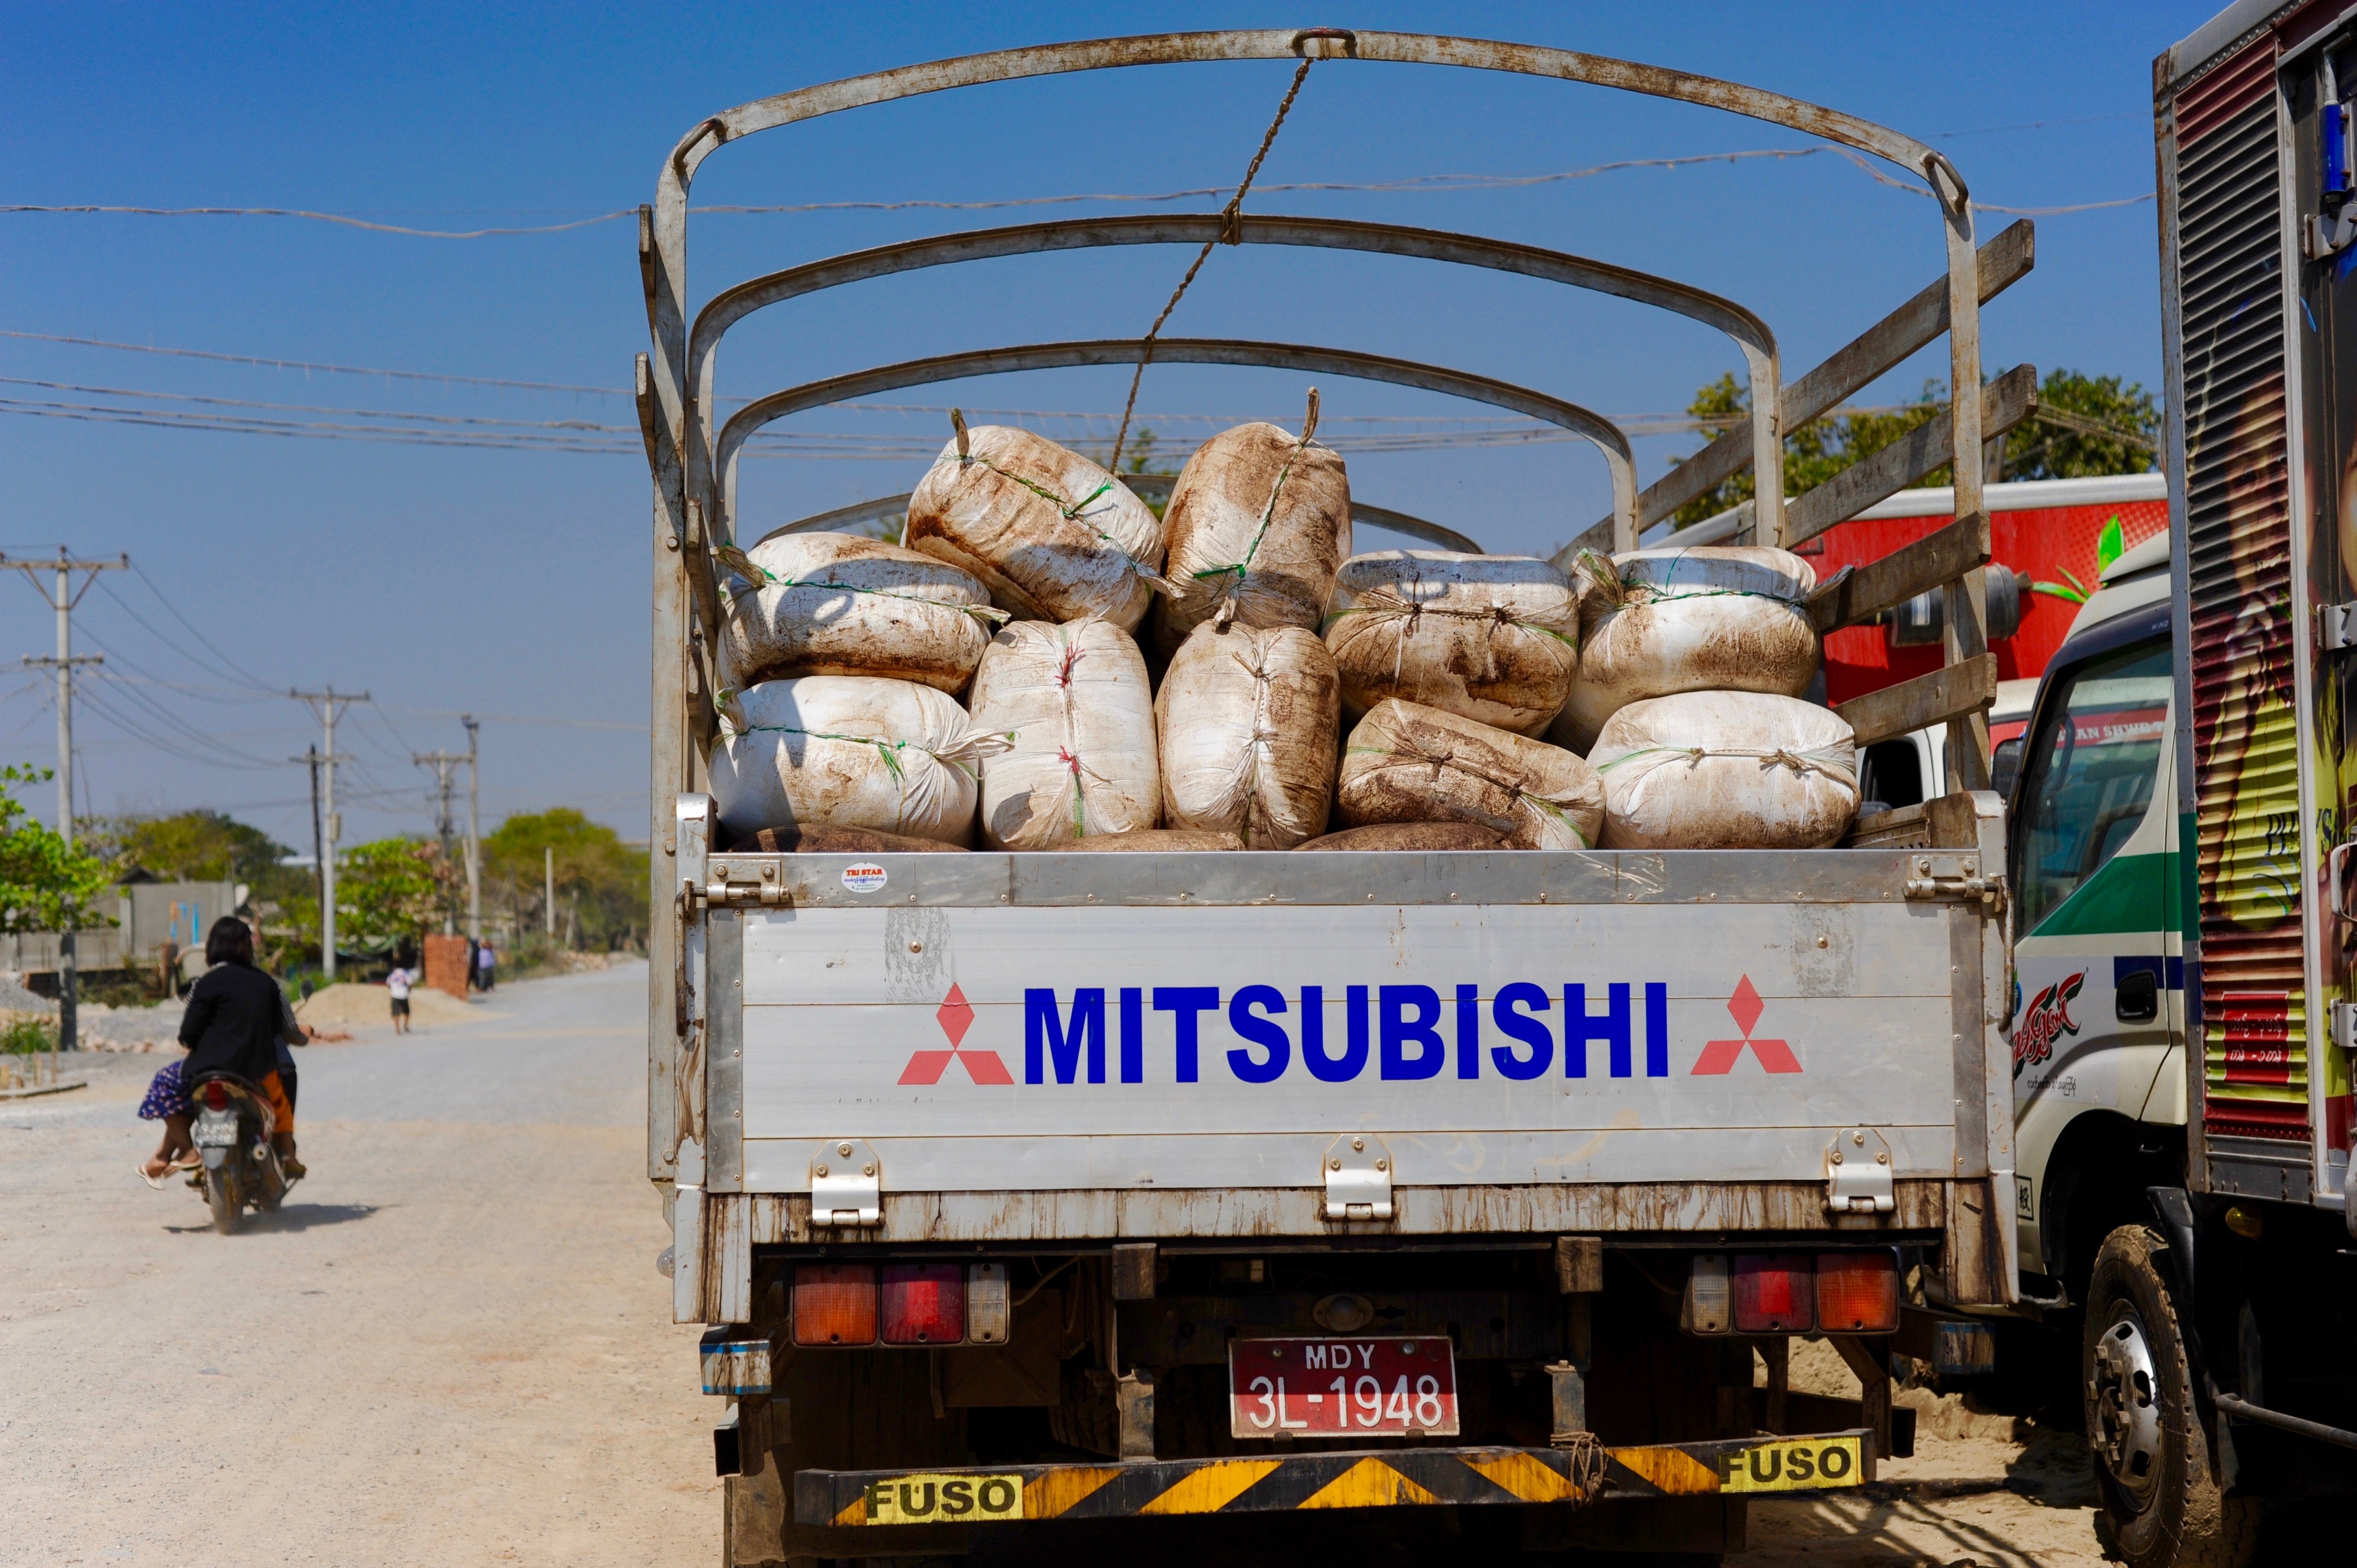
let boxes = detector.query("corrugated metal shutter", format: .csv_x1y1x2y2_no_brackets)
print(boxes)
2176,40,2313,1143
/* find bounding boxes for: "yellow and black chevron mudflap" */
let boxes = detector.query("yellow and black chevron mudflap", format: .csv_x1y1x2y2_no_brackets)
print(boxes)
792,1431,1872,1526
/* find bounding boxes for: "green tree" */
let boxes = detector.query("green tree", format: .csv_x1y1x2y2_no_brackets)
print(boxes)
331,837,458,951
92,809,291,885
483,808,649,950
0,765,116,933
1668,368,2158,528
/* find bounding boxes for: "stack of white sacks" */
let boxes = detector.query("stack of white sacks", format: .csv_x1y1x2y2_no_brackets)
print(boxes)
706,399,1859,853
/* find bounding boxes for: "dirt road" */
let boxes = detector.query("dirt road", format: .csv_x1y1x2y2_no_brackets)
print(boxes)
0,962,2115,1566
0,962,715,1567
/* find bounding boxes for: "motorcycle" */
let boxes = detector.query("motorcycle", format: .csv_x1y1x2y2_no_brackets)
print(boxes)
188,1073,287,1234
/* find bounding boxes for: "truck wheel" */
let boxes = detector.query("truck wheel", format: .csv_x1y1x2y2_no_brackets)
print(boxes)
205,1170,242,1235
2082,1226,2258,1568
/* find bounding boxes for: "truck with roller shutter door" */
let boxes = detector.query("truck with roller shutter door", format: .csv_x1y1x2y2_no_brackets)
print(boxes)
639,29,2035,1564
2002,11,2357,1567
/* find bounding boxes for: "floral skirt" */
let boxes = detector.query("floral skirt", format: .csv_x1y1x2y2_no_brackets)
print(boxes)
137,1059,191,1121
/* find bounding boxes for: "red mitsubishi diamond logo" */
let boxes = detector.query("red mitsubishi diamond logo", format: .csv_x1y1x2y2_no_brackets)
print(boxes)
899,983,1013,1086
1691,975,1803,1075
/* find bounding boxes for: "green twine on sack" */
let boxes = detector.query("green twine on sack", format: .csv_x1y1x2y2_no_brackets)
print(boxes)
1513,792,1592,849
716,546,1011,630
725,723,1015,786
1592,741,1856,786
1192,442,1301,589
1574,546,1805,612
951,448,1169,590
1321,596,1579,649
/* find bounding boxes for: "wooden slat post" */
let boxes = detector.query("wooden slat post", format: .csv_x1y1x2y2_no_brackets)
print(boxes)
1807,514,1993,635
1834,654,1998,747
1780,367,2037,549
1615,221,2034,534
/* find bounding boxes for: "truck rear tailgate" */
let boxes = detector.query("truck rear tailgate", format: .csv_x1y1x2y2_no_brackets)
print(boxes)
684,837,2005,1237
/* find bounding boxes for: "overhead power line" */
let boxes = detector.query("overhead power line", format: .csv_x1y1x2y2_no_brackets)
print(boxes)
0,143,2151,243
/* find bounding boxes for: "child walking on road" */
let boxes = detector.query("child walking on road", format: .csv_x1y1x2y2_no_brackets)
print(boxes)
387,962,414,1034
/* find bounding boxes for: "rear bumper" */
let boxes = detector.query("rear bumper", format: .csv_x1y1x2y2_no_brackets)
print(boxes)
792,1430,1873,1527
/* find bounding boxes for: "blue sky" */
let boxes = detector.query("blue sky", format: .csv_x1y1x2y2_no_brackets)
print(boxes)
0,1,2222,849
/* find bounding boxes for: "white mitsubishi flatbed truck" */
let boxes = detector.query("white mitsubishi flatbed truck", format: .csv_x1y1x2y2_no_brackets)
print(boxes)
639,30,2038,1565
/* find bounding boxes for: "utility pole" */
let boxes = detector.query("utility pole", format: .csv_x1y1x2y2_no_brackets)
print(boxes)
289,688,369,981
462,715,481,942
544,844,556,940
291,747,325,936
2,548,128,1057
413,748,468,935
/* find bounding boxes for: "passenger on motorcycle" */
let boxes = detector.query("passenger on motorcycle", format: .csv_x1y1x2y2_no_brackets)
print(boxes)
137,917,307,1185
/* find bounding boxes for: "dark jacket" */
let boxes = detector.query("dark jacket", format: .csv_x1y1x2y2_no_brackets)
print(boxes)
178,960,289,1085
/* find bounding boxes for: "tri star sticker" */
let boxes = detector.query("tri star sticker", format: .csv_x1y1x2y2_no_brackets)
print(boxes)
898,984,1014,1085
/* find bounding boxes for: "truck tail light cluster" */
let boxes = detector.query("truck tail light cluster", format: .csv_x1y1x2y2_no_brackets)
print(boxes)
792,1262,1013,1348
1683,1251,1899,1335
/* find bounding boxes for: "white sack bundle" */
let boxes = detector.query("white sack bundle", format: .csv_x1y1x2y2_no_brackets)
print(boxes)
1588,690,1858,850
1151,403,1350,657
1155,622,1340,850
966,618,1161,850
904,422,1167,630
708,677,1014,848
713,532,1003,694
1324,550,1578,735
1337,699,1605,850
1551,544,1819,753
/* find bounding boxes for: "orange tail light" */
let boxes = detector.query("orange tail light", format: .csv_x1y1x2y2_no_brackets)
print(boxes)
792,1263,877,1347
1814,1250,1901,1333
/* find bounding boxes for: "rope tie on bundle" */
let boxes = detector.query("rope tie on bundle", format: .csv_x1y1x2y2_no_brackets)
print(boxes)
713,542,1010,628
1196,389,1320,629
946,409,1172,592
1594,741,1856,786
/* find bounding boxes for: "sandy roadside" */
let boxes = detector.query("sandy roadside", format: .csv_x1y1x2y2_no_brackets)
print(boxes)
0,963,716,1568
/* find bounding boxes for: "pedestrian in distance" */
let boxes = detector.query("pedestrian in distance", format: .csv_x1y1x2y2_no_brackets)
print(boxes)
477,939,496,993
385,960,414,1035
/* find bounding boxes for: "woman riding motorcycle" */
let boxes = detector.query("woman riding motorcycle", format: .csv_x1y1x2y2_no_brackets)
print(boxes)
139,916,307,1184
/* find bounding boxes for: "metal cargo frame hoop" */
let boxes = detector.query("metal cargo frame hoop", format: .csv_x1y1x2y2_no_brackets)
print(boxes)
679,214,1782,554
641,28,2013,1180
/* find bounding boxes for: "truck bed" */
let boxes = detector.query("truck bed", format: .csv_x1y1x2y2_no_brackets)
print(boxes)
670,796,2013,1320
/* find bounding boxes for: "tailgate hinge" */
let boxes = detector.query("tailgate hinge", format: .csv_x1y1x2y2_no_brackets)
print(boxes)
1323,1133,1394,1221
696,854,794,910
1826,1127,1895,1213
1902,853,2005,914
810,1138,882,1227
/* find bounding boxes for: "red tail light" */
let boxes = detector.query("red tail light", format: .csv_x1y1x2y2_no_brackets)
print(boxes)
202,1082,230,1110
1732,1254,1815,1333
880,1264,965,1345
792,1264,877,1347
1814,1251,1901,1333
881,1263,961,1348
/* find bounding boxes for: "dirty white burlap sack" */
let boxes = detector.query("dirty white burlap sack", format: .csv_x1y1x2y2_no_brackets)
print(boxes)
714,531,1003,694
1151,417,1350,657
904,425,1166,630
965,618,1161,850
1587,690,1857,849
1551,544,1818,753
1337,699,1605,850
708,677,1014,847
1325,550,1578,735
1155,622,1340,849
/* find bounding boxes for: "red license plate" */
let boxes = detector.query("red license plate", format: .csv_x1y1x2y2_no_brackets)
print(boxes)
1227,1337,1459,1438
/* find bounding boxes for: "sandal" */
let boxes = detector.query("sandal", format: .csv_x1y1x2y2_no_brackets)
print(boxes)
136,1163,166,1190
